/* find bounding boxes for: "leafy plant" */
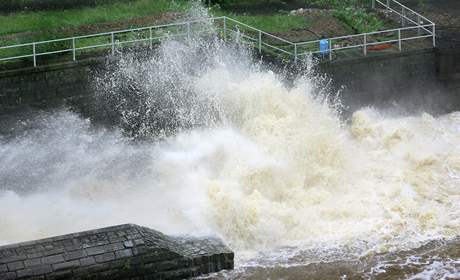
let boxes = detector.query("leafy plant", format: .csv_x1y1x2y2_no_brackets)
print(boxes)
333,8,384,33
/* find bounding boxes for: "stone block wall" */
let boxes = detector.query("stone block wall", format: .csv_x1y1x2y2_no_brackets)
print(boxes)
0,224,234,280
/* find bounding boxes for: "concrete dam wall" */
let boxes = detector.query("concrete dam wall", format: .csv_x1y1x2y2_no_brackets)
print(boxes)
319,48,460,114
0,48,459,117
0,224,234,280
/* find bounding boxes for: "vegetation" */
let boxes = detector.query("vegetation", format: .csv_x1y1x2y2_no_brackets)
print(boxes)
0,0,385,40
0,0,190,37
0,0,135,13
212,12,309,33
0,0,387,66
232,15,308,33
333,8,384,33
205,0,384,34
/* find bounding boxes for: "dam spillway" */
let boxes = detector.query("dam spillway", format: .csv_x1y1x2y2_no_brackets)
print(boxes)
1,4,460,280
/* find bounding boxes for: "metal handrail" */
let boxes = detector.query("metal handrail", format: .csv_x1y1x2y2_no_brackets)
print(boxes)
295,23,432,48
0,17,222,66
374,0,433,35
0,0,435,67
378,0,433,24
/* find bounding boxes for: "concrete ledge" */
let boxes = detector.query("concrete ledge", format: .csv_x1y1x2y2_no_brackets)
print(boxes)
0,224,234,280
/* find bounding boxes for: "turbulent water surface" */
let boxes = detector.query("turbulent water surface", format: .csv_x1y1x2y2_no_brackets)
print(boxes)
1,9,460,280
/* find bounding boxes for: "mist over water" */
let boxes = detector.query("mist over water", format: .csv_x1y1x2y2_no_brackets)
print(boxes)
1,7,460,279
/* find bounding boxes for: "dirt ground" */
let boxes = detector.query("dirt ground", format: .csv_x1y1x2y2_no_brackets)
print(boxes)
273,9,353,42
399,0,460,48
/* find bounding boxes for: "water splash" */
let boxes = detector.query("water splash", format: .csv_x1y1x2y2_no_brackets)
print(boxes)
1,6,460,279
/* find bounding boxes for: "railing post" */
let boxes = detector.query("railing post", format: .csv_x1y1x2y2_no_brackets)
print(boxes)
363,34,367,56
371,0,375,9
329,39,332,61
417,15,421,35
149,27,153,49
223,17,227,41
401,7,406,26
417,15,420,36
398,29,402,51
386,0,390,10
187,22,191,41
294,43,298,64
111,32,115,55
32,43,36,67
72,38,76,61
433,24,436,47
258,30,262,53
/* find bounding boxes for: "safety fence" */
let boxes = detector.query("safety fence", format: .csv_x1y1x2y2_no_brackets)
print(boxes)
0,0,435,68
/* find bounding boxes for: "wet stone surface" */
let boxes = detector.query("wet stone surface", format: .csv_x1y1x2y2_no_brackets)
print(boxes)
0,224,234,280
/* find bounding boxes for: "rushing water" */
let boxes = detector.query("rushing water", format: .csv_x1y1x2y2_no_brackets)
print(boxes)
1,7,460,280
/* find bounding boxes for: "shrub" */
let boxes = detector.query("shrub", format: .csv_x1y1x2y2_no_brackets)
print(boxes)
333,8,384,33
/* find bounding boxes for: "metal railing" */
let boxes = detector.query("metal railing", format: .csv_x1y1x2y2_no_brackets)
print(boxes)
226,0,435,62
0,0,435,68
0,17,221,67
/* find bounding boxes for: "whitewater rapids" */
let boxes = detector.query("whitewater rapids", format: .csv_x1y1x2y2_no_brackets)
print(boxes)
0,10,459,279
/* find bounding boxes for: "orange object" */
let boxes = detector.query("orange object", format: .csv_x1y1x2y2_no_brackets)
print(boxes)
367,43,393,51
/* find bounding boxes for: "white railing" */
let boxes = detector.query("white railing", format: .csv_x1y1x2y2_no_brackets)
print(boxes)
0,17,222,67
226,0,435,61
0,0,435,68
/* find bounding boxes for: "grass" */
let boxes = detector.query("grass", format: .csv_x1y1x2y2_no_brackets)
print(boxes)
214,12,310,33
0,0,190,37
333,8,384,33
0,0,190,68
0,0,309,58
0,0,387,67
0,0,382,38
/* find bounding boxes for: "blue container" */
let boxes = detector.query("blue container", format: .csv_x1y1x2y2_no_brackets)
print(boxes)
320,39,329,56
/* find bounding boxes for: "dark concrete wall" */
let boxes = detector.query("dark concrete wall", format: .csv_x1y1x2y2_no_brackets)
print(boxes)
0,224,234,280
0,48,459,118
0,58,102,116
318,48,460,114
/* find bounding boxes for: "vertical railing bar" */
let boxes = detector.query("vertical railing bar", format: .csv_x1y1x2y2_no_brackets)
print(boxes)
72,38,76,61
32,43,36,67
111,32,115,55
329,39,332,61
294,43,297,64
432,24,436,47
223,17,227,41
417,15,421,35
401,7,405,26
187,22,191,41
149,27,153,49
363,33,367,56
398,29,402,51
258,31,262,53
